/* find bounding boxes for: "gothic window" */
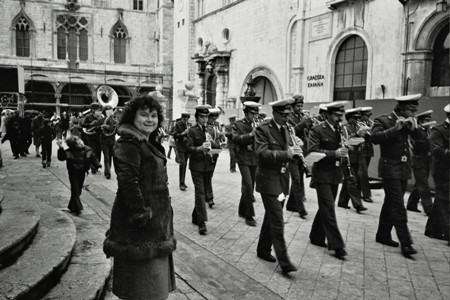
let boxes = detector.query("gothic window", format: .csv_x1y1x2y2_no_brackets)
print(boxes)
334,35,368,101
56,15,89,66
15,16,30,57
133,0,143,10
431,25,449,87
114,25,127,63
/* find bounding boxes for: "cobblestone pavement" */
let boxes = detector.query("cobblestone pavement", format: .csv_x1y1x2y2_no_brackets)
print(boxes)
1,140,449,300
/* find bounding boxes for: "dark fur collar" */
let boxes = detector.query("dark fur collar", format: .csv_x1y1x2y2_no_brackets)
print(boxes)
117,124,148,141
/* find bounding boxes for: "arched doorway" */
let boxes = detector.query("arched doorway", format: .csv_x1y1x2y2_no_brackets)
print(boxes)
206,75,216,107
25,81,55,104
333,35,368,101
253,76,277,105
61,83,92,111
431,25,449,87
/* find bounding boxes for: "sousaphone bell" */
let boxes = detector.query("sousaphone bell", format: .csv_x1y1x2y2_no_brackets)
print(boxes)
97,85,119,109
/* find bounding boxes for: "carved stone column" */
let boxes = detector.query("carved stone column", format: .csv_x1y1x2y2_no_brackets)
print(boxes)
216,65,229,108
55,93,61,116
193,57,206,105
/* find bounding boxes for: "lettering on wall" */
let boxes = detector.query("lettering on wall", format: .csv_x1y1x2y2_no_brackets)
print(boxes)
307,74,324,88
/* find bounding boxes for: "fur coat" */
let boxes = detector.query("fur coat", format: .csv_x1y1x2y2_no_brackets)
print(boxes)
103,124,176,261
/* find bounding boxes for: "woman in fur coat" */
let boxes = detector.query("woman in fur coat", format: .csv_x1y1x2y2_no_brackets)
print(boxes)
103,95,176,300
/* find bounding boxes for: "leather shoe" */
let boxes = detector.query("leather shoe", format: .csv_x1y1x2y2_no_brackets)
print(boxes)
356,206,368,213
310,240,327,248
207,199,215,208
401,245,417,257
338,205,351,209
105,174,111,179
407,207,421,213
281,263,297,274
245,218,256,227
179,185,186,191
335,248,348,258
257,253,276,263
376,238,399,247
199,223,207,235
300,213,308,219
363,197,373,203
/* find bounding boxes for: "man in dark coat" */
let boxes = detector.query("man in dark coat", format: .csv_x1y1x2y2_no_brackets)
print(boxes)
359,107,375,203
232,102,261,227
406,110,433,215
173,112,191,191
255,99,301,274
225,115,237,173
187,105,220,235
371,94,421,258
22,112,33,155
100,106,118,180
425,104,450,242
286,94,308,218
1,110,24,159
307,102,348,259
337,108,367,213
81,102,104,173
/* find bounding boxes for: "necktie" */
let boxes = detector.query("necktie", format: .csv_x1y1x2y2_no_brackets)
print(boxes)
280,126,287,147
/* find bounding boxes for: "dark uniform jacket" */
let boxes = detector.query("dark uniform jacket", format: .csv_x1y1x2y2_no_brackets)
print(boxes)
82,113,103,135
173,120,190,153
307,121,343,186
430,121,450,185
371,112,418,180
224,124,235,149
411,125,431,168
232,118,257,166
287,113,304,127
186,123,219,172
361,120,374,158
254,120,290,196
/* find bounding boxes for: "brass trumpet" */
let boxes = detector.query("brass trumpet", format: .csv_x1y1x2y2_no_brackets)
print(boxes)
286,124,311,178
337,123,355,179
356,120,372,136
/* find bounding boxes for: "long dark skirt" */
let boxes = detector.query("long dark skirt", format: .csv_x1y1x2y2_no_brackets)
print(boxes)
113,255,176,300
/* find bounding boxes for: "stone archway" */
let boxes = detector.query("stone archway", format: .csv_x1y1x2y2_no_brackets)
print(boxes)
240,67,283,105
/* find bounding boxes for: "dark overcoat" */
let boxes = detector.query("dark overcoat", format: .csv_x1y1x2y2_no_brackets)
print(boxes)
307,122,343,187
254,120,290,196
430,121,450,185
173,120,189,153
232,118,257,166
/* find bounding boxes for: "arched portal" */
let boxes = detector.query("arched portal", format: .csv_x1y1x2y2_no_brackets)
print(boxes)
431,25,449,87
253,76,277,105
61,83,92,108
206,75,216,107
25,81,55,104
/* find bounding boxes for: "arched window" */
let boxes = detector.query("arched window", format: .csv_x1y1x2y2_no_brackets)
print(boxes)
15,16,30,57
431,25,449,87
113,24,127,63
56,15,89,67
334,35,367,101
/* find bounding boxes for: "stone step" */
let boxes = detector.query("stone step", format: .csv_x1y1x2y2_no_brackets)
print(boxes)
0,204,76,300
0,192,40,269
42,215,112,300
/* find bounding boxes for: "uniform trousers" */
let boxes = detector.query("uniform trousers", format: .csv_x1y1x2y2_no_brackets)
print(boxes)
178,152,189,186
358,157,372,199
376,179,413,246
256,194,291,268
101,140,114,177
338,163,364,209
191,170,212,224
229,148,236,171
425,180,449,240
205,156,218,202
286,161,307,215
310,183,345,250
237,164,256,218
68,169,85,214
41,141,52,164
407,156,433,214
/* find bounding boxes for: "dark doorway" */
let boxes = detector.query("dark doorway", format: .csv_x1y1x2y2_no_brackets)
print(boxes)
206,75,216,107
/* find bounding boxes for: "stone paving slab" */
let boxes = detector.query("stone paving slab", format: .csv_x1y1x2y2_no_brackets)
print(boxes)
0,140,449,299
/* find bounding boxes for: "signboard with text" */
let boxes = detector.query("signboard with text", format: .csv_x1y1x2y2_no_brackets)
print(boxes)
310,13,332,42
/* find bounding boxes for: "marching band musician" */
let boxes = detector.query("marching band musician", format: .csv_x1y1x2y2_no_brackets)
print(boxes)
307,102,348,259
231,101,261,227
100,105,120,179
337,108,368,213
406,110,434,215
224,115,237,173
258,112,267,123
425,104,449,242
371,94,421,258
173,112,191,191
205,108,224,208
81,102,104,174
295,104,327,152
359,107,374,203
186,105,219,235
255,99,300,274
286,94,308,219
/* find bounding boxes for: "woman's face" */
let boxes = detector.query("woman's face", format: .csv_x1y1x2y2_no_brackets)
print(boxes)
134,107,159,136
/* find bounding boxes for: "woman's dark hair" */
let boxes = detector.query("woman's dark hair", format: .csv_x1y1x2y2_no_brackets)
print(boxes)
120,95,164,126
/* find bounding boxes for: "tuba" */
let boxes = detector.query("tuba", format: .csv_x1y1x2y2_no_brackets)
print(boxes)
97,85,119,109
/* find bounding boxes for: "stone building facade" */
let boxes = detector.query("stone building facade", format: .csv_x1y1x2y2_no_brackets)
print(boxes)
0,0,173,116
172,0,449,117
